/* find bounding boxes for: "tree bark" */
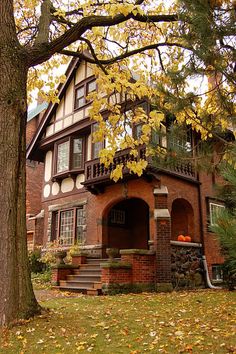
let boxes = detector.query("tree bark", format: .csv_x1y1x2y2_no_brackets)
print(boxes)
0,0,40,326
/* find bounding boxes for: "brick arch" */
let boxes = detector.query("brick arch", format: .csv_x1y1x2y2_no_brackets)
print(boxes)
102,197,150,256
171,198,194,241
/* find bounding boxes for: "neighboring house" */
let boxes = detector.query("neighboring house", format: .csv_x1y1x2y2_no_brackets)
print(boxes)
27,58,226,292
26,101,47,250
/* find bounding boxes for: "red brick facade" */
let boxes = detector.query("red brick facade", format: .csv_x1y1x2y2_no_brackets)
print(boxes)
39,170,224,284
26,106,45,249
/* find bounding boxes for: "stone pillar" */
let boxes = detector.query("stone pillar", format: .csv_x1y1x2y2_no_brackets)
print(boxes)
154,186,173,292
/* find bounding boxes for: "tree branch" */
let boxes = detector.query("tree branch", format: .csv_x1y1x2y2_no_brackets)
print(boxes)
27,12,178,67
34,0,52,45
59,42,191,66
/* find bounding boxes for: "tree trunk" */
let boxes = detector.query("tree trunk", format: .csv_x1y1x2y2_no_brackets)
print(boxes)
0,0,41,326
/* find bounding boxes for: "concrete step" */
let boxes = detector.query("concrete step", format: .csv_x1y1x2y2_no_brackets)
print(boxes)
87,288,102,296
86,258,108,264
93,282,102,290
60,280,95,288
71,271,102,278
67,275,101,282
58,286,87,294
74,268,101,275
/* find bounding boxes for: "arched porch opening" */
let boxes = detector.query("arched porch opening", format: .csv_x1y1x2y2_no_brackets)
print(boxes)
171,198,194,241
103,198,150,252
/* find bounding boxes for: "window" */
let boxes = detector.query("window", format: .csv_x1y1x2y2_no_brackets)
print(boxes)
168,125,192,153
57,141,69,173
73,138,83,168
92,123,104,159
52,207,85,246
212,264,223,281
209,202,225,226
110,209,126,225
55,137,84,174
75,78,96,109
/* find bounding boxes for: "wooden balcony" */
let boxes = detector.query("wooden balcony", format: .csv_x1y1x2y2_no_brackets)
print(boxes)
82,146,197,193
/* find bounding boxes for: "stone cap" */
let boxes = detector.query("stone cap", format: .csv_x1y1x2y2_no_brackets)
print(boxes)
170,241,202,248
154,209,170,219
153,186,168,195
120,249,156,255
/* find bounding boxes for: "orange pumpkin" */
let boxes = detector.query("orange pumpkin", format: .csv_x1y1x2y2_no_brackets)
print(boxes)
185,236,192,242
177,235,185,242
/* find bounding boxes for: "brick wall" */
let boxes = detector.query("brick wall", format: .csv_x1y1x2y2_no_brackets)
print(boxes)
41,168,224,280
26,113,45,248
101,267,132,284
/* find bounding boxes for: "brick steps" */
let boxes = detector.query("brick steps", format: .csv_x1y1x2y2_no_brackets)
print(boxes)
58,258,108,295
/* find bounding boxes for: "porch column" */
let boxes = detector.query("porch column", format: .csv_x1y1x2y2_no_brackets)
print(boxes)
153,186,173,292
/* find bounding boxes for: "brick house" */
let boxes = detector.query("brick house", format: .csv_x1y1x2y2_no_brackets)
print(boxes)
26,102,47,249
27,58,225,293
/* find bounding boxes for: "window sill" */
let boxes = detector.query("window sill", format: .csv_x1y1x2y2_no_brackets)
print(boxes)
52,169,84,182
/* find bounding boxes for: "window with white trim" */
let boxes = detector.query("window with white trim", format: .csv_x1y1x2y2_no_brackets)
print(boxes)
52,207,85,246
209,202,225,226
55,137,84,174
75,78,96,109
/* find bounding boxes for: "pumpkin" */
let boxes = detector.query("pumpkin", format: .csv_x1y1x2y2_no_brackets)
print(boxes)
177,235,185,242
185,236,192,242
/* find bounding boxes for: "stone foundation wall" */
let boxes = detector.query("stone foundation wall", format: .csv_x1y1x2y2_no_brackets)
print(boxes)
171,241,205,289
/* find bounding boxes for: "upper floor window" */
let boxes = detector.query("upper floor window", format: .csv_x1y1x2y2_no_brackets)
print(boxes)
209,202,225,226
75,78,96,110
55,137,84,174
168,124,192,153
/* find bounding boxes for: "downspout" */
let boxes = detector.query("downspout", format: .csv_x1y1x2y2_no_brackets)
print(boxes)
197,173,222,289
202,255,222,289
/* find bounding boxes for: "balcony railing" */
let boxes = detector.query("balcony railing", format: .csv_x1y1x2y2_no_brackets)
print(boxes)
83,146,197,190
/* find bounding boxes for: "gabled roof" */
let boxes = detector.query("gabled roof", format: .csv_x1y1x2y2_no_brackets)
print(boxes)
27,102,48,122
26,57,81,160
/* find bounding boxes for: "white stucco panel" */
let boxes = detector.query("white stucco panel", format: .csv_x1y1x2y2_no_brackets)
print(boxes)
45,125,54,137
75,62,86,84
54,120,63,132
64,115,72,128
86,64,94,77
76,174,85,189
87,134,92,161
55,98,64,120
73,110,84,123
52,182,60,196
65,81,74,115
44,150,52,182
43,184,51,198
61,177,74,193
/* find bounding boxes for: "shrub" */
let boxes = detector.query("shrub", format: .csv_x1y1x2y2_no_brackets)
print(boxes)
28,248,45,273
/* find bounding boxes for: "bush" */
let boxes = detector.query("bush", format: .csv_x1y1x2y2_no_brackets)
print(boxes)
31,269,52,290
28,248,45,273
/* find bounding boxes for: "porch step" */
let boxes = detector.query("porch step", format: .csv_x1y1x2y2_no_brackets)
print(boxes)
58,258,108,295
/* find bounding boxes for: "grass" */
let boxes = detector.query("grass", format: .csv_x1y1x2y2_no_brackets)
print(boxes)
0,290,235,353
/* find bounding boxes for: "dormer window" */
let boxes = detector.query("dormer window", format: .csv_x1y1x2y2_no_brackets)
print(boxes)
55,137,84,175
75,78,96,110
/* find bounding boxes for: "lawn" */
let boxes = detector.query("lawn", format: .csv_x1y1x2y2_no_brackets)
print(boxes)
0,290,235,354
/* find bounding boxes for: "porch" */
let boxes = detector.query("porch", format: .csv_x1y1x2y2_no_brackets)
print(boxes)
52,241,204,295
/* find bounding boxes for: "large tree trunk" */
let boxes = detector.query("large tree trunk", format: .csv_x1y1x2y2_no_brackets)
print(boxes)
0,0,41,326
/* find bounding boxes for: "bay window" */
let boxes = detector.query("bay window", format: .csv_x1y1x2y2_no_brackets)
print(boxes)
52,207,85,246
55,137,84,174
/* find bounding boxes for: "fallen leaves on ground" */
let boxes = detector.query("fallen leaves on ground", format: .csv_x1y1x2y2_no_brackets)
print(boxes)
0,290,235,353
